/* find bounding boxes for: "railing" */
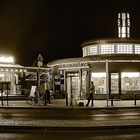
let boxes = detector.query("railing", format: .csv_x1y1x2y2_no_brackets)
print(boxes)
134,93,140,105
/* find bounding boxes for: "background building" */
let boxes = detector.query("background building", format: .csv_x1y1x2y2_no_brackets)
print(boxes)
0,55,50,99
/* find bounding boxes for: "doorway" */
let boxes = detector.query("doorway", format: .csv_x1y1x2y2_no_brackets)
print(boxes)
66,73,80,106
110,73,119,94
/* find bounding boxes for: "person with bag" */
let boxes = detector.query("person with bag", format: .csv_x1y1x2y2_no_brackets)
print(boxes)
86,81,95,106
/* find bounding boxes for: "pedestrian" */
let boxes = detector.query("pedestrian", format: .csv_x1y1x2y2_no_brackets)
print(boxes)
45,89,51,104
34,89,38,104
86,81,95,106
45,81,51,104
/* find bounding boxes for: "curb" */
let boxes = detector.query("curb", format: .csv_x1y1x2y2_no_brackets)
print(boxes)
0,125,140,132
0,105,140,110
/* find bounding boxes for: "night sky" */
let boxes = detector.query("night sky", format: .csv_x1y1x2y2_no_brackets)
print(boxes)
0,0,139,66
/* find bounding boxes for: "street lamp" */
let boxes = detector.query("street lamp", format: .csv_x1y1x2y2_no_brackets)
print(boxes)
37,53,43,103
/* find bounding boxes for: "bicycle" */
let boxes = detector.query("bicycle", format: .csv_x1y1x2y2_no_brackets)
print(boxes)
26,96,36,105
26,95,48,105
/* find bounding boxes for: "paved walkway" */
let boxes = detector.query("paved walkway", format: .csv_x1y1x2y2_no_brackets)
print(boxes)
1,98,140,108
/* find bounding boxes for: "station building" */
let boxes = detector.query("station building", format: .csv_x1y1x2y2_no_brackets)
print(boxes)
48,13,140,105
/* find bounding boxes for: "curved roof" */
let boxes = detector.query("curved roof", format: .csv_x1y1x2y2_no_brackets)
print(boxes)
81,38,140,47
48,54,140,66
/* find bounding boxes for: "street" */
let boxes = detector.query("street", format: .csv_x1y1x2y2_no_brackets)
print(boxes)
0,108,140,128
0,108,140,139
0,129,140,140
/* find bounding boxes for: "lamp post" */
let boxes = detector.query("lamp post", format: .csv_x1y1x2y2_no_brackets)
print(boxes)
37,53,43,103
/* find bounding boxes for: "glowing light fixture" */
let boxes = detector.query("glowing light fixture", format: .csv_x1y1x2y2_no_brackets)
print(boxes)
122,72,140,78
91,72,106,77
0,56,14,63
118,13,130,38
0,74,4,77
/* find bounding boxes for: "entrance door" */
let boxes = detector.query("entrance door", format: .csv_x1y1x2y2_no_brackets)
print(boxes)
66,73,80,106
111,73,119,94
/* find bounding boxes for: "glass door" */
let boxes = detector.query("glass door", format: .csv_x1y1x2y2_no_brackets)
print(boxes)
111,73,119,94
66,73,80,106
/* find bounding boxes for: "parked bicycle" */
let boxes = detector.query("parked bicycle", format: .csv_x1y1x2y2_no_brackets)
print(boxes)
26,96,36,105
26,89,54,106
26,94,51,105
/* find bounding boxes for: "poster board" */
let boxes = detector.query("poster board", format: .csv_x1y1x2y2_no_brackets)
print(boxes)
30,86,37,97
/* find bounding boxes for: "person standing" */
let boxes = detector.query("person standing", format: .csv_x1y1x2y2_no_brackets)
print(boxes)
34,89,38,105
45,89,51,104
86,81,95,106
45,81,51,104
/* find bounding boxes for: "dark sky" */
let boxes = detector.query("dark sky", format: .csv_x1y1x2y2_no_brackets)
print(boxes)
0,0,139,66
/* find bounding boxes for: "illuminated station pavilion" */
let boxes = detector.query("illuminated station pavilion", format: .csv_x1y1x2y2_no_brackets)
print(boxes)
48,12,140,105
1,12,140,106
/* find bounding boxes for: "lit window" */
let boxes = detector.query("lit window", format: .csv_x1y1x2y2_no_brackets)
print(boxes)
90,45,98,55
117,44,132,53
101,45,114,54
122,20,125,26
118,27,121,34
127,27,130,34
135,45,140,54
91,72,106,94
127,13,130,18
83,47,88,57
122,13,126,19
121,72,140,93
122,27,126,34
122,34,126,38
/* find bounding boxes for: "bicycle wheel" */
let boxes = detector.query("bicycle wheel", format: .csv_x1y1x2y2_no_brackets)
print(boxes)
26,96,35,105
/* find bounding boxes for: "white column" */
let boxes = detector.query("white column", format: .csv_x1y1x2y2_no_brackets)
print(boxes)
106,60,109,106
10,74,16,94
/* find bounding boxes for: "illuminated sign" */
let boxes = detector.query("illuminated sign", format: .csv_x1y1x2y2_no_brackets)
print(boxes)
60,62,89,69
0,56,14,63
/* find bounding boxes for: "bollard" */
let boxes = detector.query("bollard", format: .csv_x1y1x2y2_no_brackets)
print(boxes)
6,92,8,106
134,94,136,105
111,95,113,106
66,92,68,106
1,91,3,106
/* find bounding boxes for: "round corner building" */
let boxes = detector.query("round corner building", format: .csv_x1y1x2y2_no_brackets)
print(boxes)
48,12,140,106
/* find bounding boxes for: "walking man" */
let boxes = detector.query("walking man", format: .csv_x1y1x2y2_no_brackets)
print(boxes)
86,81,95,106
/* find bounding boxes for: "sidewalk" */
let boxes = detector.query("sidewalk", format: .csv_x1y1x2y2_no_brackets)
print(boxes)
1,98,140,109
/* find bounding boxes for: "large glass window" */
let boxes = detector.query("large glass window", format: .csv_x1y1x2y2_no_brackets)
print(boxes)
101,45,114,54
121,72,140,94
90,45,98,55
135,45,140,54
111,73,119,94
91,72,106,94
83,47,87,57
117,44,132,53
82,71,87,99
83,43,140,56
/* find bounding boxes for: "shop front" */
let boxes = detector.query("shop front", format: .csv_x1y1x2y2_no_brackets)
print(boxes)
48,58,140,106
0,56,51,98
